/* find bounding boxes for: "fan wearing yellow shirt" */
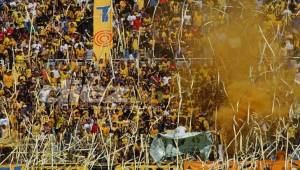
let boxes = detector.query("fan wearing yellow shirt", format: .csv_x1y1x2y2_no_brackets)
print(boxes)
161,30,167,42
3,71,14,89
3,36,16,48
60,69,70,87
101,125,110,137
0,82,4,96
39,26,48,36
68,22,77,35
75,45,85,59
0,66,4,80
18,73,27,83
132,37,139,51
75,8,84,22
119,62,128,76
70,60,79,72
16,13,25,29
67,8,75,20
52,37,60,52
39,3,49,13
15,51,26,70
111,112,119,122
150,95,159,105
193,10,203,28
54,13,61,22
12,11,19,21
0,43,7,60
49,72,58,86
143,15,151,27
25,67,32,78
98,58,107,72
137,0,144,10
32,120,41,137
150,125,158,138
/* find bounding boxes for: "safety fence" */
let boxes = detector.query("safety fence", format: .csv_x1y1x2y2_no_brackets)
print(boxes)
46,57,213,66
184,160,300,170
0,164,85,170
3,160,300,170
114,163,179,170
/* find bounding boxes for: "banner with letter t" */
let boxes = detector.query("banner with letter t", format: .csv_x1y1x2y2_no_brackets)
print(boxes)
93,0,113,60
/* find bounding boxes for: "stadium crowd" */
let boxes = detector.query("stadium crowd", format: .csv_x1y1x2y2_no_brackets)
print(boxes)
0,0,217,150
0,0,299,163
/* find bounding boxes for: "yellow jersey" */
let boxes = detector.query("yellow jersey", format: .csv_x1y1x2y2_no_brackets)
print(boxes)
3,73,14,88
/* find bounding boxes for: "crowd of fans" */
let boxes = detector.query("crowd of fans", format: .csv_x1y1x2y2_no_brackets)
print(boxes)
0,0,218,151
1,0,299,164
262,0,300,59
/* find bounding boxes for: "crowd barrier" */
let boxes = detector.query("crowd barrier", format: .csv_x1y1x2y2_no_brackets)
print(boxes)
2,161,300,170
115,163,180,170
0,165,86,170
46,57,213,67
1,164,179,170
183,160,300,170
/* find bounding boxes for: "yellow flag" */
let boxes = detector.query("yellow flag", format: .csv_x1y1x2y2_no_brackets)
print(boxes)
93,0,113,60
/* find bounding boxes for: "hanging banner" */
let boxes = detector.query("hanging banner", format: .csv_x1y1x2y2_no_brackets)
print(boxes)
150,129,212,162
93,0,113,60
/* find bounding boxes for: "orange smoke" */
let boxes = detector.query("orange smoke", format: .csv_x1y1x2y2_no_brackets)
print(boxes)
197,1,298,149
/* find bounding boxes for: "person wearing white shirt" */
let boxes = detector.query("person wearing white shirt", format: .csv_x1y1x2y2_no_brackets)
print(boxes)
86,48,93,60
184,11,192,26
50,65,60,79
74,42,84,48
0,113,8,138
127,14,136,26
83,119,94,132
28,1,37,16
286,40,294,50
256,0,263,9
162,76,171,85
283,9,292,16
60,44,68,52
60,43,69,57
285,39,294,57
32,41,42,54
51,69,60,79
175,126,186,136
163,110,169,116
83,123,91,131
77,0,91,5
0,117,9,126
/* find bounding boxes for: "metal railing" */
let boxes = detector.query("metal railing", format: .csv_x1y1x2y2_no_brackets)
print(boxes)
46,57,213,67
